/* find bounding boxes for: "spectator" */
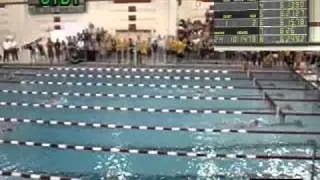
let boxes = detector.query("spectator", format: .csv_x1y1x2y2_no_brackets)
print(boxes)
123,38,129,62
2,36,11,62
157,36,165,62
128,38,135,66
23,42,36,63
136,36,142,66
11,37,18,61
54,39,61,63
46,38,54,64
36,42,46,61
61,40,67,61
140,39,148,64
116,38,122,63
176,39,186,63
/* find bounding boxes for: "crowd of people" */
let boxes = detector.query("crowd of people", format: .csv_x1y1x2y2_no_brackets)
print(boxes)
1,22,320,73
238,51,320,74
1,35,19,62
63,21,215,64
176,17,214,60
23,37,68,64
1,19,214,65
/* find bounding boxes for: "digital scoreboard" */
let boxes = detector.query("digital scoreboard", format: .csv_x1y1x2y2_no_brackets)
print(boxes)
213,0,309,44
28,0,86,15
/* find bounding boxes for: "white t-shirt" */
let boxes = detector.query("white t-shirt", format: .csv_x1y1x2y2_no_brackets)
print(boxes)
11,41,17,48
2,41,11,50
158,39,165,49
77,41,84,48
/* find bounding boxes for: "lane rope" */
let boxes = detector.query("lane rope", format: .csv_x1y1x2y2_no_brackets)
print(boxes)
0,101,273,115
1,89,318,102
2,117,320,135
2,100,317,116
7,72,303,82
0,89,240,101
49,67,230,74
15,80,310,91
20,80,237,90
1,139,319,160
0,171,80,180
35,73,235,81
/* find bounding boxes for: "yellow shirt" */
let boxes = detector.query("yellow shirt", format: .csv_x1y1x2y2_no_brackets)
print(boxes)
123,40,128,50
140,41,148,55
171,40,177,51
176,41,186,54
116,40,122,51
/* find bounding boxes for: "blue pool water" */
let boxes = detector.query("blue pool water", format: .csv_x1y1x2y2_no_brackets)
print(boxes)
0,67,319,179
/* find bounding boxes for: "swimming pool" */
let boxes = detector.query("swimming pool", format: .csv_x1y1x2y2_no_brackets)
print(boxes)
0,66,319,179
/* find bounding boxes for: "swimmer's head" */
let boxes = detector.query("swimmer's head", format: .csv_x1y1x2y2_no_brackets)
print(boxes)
253,119,260,126
294,120,304,128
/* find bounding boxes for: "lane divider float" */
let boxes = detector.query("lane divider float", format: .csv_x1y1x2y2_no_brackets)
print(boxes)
0,171,80,180
35,73,235,81
20,80,236,90
18,80,309,91
1,139,319,160
1,89,318,102
1,117,319,135
0,89,240,101
49,67,230,74
0,101,273,115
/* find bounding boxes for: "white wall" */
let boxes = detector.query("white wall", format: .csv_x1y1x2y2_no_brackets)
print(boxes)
3,3,53,44
309,0,320,42
177,0,213,22
1,0,183,44
0,5,9,41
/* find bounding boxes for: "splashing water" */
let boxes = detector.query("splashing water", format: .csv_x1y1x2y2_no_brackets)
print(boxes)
95,154,132,180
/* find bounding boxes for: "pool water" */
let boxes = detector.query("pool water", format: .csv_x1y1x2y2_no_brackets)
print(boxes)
0,67,319,180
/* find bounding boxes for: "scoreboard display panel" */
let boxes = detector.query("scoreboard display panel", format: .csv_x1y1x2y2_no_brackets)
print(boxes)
213,0,309,44
28,0,86,15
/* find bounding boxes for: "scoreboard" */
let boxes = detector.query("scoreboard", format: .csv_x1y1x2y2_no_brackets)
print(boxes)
213,0,309,44
28,0,86,15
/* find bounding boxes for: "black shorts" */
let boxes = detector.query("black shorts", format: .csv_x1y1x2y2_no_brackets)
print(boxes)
177,53,184,58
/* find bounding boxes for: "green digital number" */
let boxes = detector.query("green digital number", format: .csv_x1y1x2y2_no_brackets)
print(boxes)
39,0,80,6
39,0,50,6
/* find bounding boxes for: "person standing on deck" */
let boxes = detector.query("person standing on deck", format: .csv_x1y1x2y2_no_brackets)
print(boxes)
128,38,135,66
11,37,19,61
140,39,148,65
176,39,186,63
46,38,54,64
116,38,122,64
123,38,129,63
61,40,67,61
136,36,142,66
54,39,61,63
2,36,11,62
158,36,166,63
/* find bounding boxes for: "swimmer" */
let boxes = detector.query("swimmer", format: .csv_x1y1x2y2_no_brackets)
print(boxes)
267,120,305,128
226,118,265,129
0,122,16,135
195,89,204,96
227,118,304,129
46,96,67,105
282,104,293,110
